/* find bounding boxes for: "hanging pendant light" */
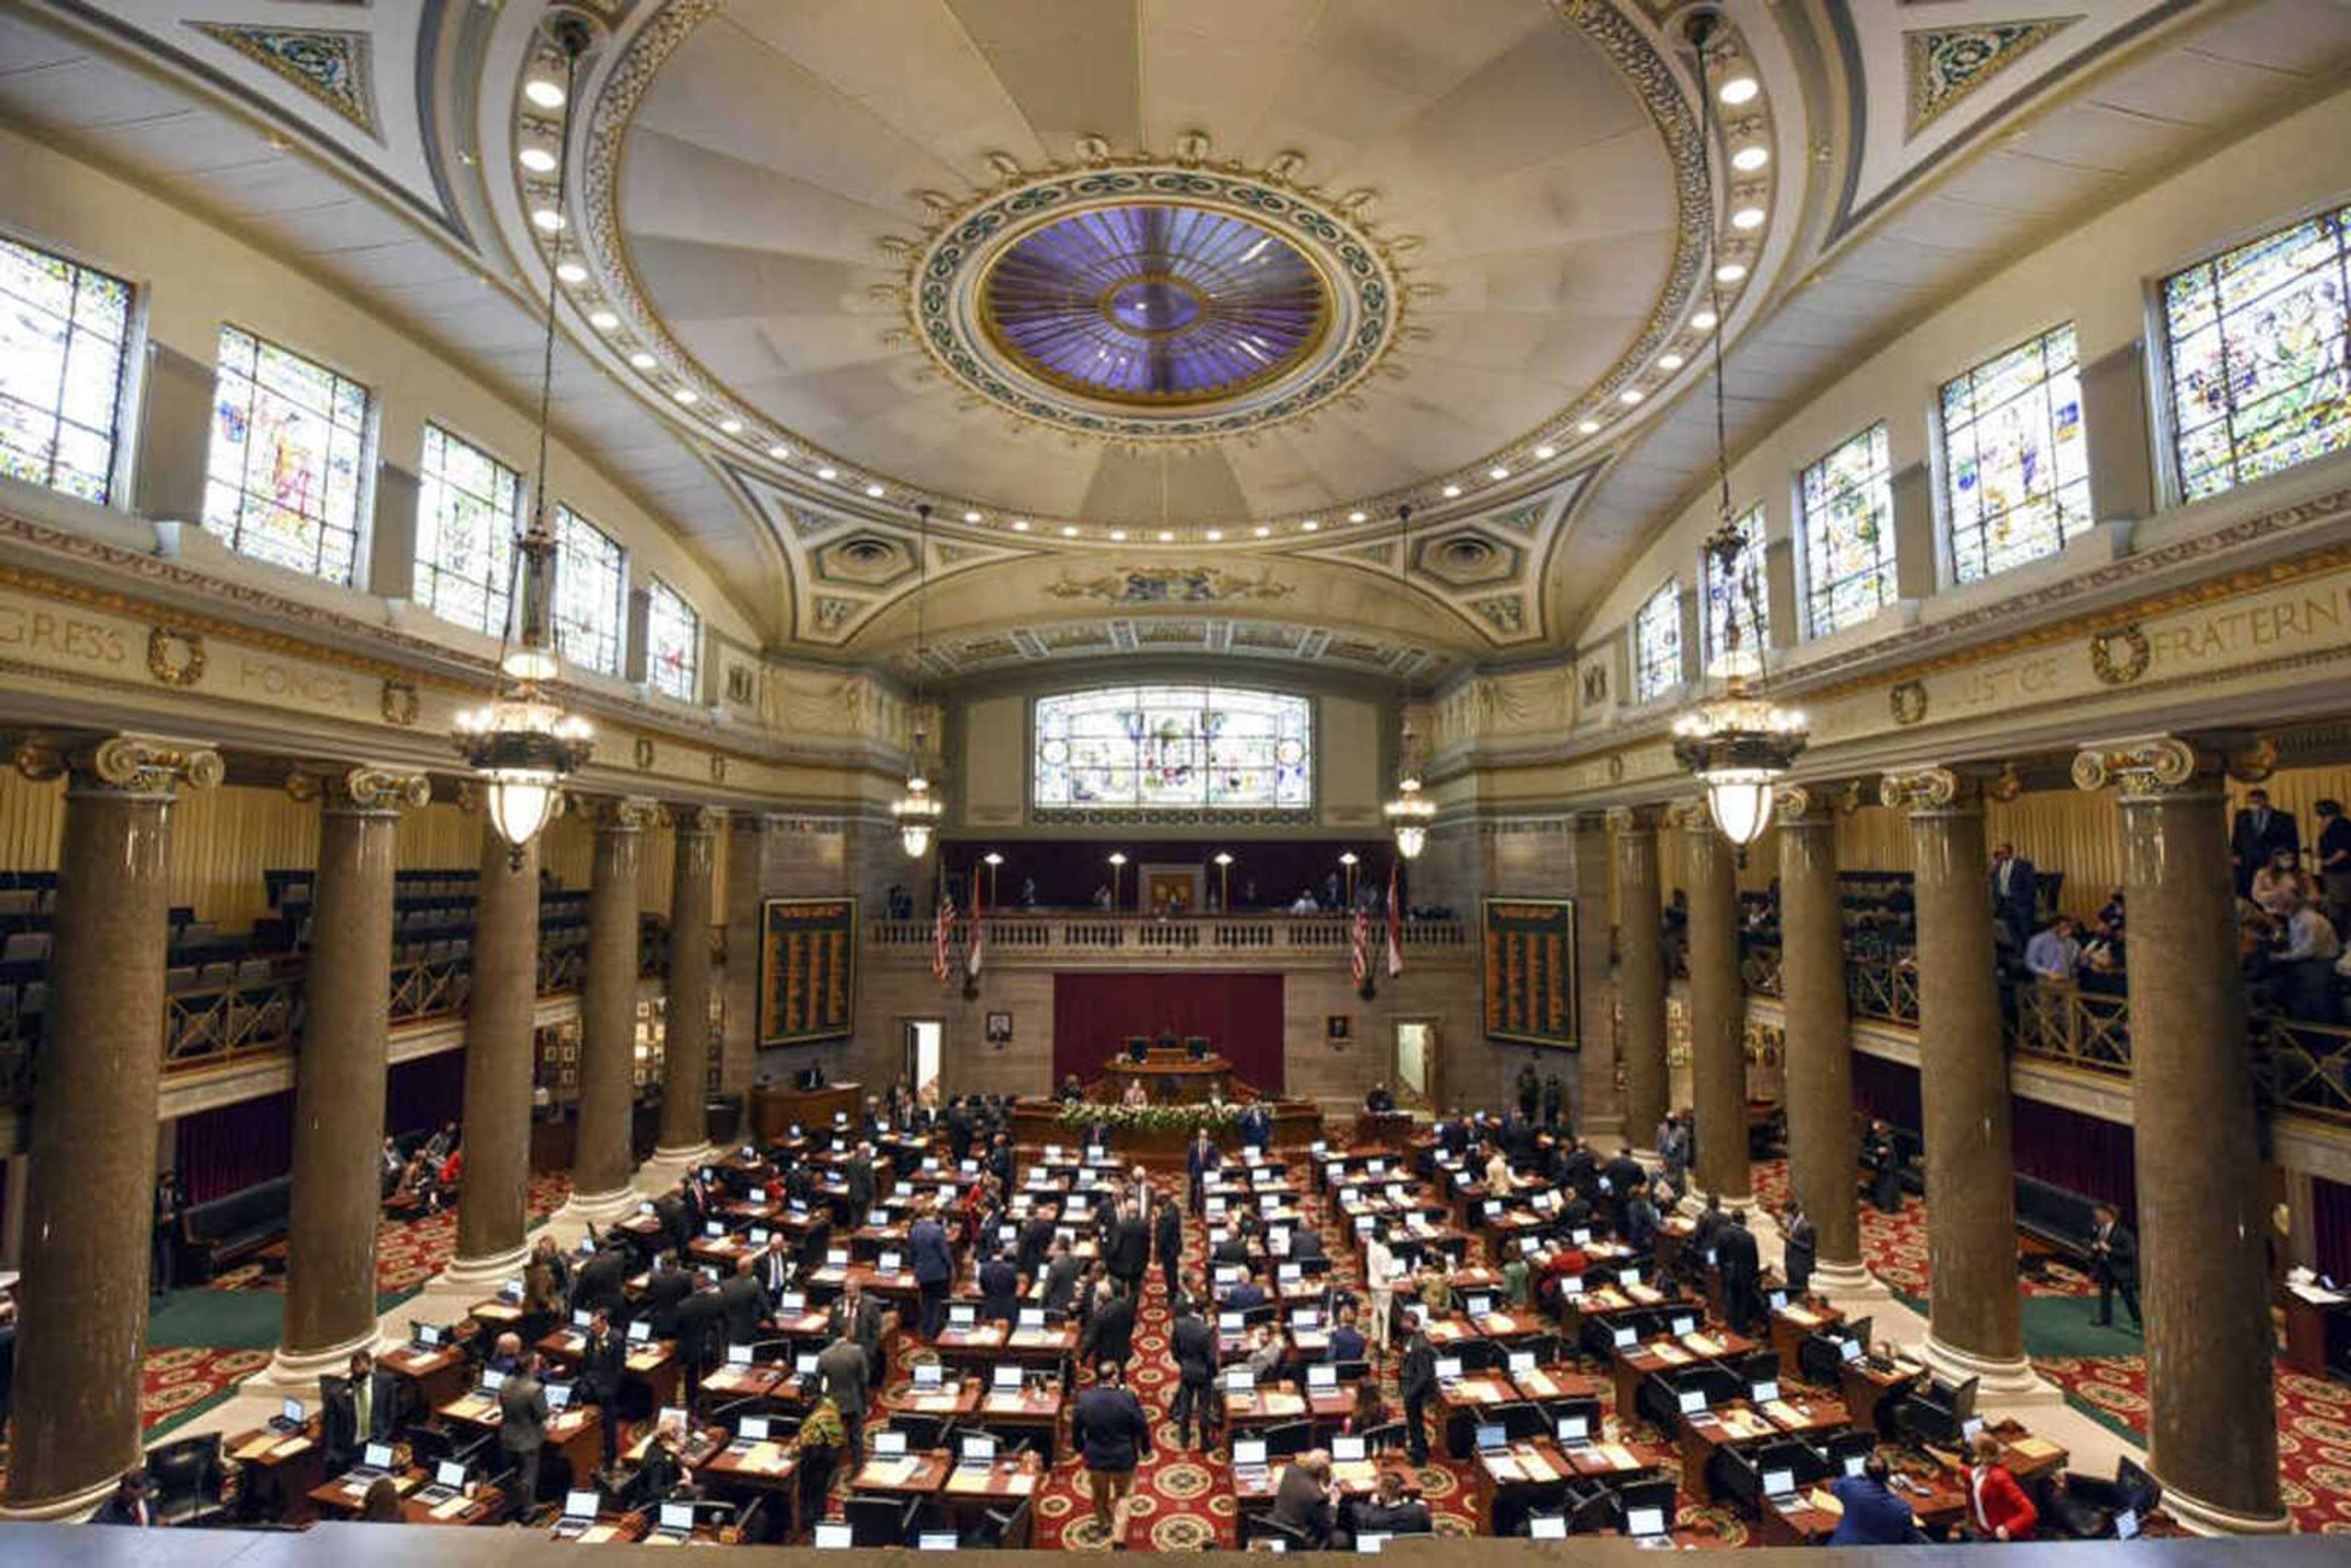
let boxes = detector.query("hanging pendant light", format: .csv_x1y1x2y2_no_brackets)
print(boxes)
1669,11,1805,851
1384,504,1435,860
894,503,944,858
453,12,598,863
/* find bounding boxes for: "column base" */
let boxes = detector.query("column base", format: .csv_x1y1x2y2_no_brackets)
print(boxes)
635,1144,711,1193
555,1184,643,1226
0,1473,121,1522
2154,1476,2292,1536
1914,1332,2058,1403
436,1242,530,1291
1679,1188,1759,1218
1810,1260,1890,1301
255,1328,385,1393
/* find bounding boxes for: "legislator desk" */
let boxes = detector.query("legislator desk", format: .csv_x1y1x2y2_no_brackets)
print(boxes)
224,1420,326,1525
747,1079,863,1143
1100,1047,1233,1103
1010,1092,1324,1166
2281,1277,2351,1377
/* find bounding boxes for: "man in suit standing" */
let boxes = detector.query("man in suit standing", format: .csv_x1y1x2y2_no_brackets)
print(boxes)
1398,1310,1437,1465
2089,1202,2142,1331
1169,1296,1218,1450
979,1245,1021,1324
574,1307,626,1465
1153,1193,1185,1301
844,1143,877,1216
1862,1122,1904,1215
498,1351,550,1506
347,1348,397,1447
1716,1210,1763,1335
909,1201,953,1340
1073,1360,1153,1550
1083,1278,1137,1372
719,1256,766,1347
816,1327,869,1463
1780,1199,1817,1297
675,1275,726,1391
828,1278,883,1379
1185,1130,1220,1215
1989,842,2039,954
644,1250,693,1337
1104,1199,1150,1300
1238,1100,1272,1153
570,1240,630,1324
755,1234,793,1305
2233,787,2300,898
1042,1239,1086,1315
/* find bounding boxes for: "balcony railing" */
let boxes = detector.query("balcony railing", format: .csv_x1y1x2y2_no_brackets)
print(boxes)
866,913,1471,959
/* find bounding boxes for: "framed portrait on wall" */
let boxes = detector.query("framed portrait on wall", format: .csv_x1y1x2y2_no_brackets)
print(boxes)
1326,1014,1351,1042
984,1011,1013,1047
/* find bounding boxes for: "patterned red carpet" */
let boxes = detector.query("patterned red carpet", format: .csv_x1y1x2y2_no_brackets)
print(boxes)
206,1172,573,1298
1748,1160,2097,1300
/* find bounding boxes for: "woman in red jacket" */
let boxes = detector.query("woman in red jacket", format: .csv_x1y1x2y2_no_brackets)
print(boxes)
1966,1432,2038,1541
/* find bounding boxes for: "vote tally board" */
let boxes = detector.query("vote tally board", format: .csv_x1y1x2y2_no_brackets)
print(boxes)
759,896,857,1046
1482,896,1578,1050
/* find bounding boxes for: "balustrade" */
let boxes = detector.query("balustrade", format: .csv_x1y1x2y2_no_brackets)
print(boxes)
866,912,1468,959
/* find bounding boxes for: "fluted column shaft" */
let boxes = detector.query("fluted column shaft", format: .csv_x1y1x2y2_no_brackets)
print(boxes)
1682,805,1749,1202
278,770,424,1373
2076,740,2283,1531
572,801,650,1209
1886,769,2024,1380
1610,809,1668,1151
452,825,539,1277
658,808,719,1155
3,736,219,1517
1777,790,1861,1275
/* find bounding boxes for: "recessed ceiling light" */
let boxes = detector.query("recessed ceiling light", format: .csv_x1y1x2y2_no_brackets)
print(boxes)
1158,530,1174,542
518,146,558,174
1619,388,1644,405
1488,465,1510,481
1254,525,1271,538
1578,419,1602,434
1442,484,1461,498
1718,73,1760,107
1011,519,1030,532
718,418,742,434
671,387,698,405
1732,144,1771,173
531,207,564,232
864,482,885,498
587,309,620,331
1534,445,1555,460
768,444,790,459
1348,511,1367,523
1691,310,1719,331
1109,530,1128,541
523,78,566,110
555,260,588,285
1205,529,1223,541
963,510,982,523
1716,262,1748,284
817,466,838,480
627,351,656,369
1060,525,1080,538
1659,353,1685,370
1301,520,1319,531
1731,206,1766,231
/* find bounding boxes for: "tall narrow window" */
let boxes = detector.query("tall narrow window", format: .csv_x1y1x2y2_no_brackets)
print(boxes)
1632,582,1682,702
2161,204,2351,501
415,424,520,637
1799,422,1896,637
204,326,371,583
1703,505,1769,675
645,578,701,702
1940,323,2090,583
553,504,624,675
0,236,133,505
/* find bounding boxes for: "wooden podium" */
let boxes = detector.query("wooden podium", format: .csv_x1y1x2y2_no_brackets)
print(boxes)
1101,1048,1232,1105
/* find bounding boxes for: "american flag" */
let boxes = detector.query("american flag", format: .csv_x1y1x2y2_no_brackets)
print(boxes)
966,865,986,981
1385,860,1405,978
1351,902,1370,989
932,890,954,984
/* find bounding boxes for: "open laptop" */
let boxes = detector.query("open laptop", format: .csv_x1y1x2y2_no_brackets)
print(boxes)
1331,1435,1367,1463
912,1360,945,1390
1750,1378,1781,1404
1761,1465,1798,1505
947,1304,977,1330
1555,1412,1592,1446
1474,1423,1509,1455
347,1441,397,1484
734,1416,771,1449
1434,1356,1463,1387
1625,1501,1670,1544
956,1433,997,1471
1676,1386,1708,1416
1307,1364,1338,1391
269,1397,306,1435
813,1522,854,1550
1355,1534,1390,1554
871,1430,909,1460
550,1489,601,1539
1507,1350,1536,1378
993,1364,1024,1392
410,1321,446,1349
917,1531,959,1550
414,1459,469,1507
1231,1437,1270,1485
1529,1514,1567,1540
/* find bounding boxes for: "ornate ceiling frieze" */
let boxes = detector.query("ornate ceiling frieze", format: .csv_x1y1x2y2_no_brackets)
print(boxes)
188,23,381,140
1903,17,2081,136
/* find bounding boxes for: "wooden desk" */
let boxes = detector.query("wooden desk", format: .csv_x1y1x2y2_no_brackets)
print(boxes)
1507,1365,1601,1404
380,1342,469,1412
1434,1375,1515,1457
2281,1283,2351,1377
309,1470,505,1526
1608,1330,1758,1423
939,1457,1044,1507
438,1392,603,1487
885,1379,983,1419
1676,1402,1782,1504
223,1423,325,1525
1232,1455,1415,1507
748,1080,863,1144
849,1448,953,1498
1839,1354,1924,1437
1468,1439,1578,1533
1769,1299,1843,1382
1101,1050,1233,1105
1224,1386,1312,1427
552,1510,649,1545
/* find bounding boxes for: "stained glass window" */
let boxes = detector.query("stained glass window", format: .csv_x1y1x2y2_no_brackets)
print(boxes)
1632,582,1682,702
1703,505,1769,677
0,238,132,506
1799,423,1896,637
416,424,520,637
204,326,370,582
1033,686,1311,811
553,505,624,676
646,578,700,702
2161,204,2351,502
1940,323,2090,582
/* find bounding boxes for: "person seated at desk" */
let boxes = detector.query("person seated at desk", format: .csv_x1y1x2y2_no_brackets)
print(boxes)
358,1477,404,1523
94,1467,158,1527
1965,1432,2039,1542
637,1416,700,1505
1213,1212,1260,1267
1343,1379,1391,1436
1120,1077,1148,1109
1327,1302,1367,1364
1225,1264,1269,1313
487,1330,524,1377
1352,1469,1430,1537
1275,1449,1343,1549
1057,1073,1087,1103
1829,1454,1922,1545
1365,1082,1396,1114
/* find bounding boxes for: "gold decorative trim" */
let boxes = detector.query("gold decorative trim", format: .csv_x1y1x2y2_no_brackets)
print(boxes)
18,732,225,796
634,736,656,769
708,754,727,784
1772,784,1839,827
1604,804,1660,833
1879,766,1972,812
2227,735,2278,785
1889,680,1928,727
2088,623,2149,686
1987,760,2025,803
380,680,419,727
147,626,206,687
582,795,660,832
670,803,725,834
2071,735,2205,799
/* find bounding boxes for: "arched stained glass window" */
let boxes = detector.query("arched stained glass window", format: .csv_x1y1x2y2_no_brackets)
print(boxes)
1940,323,2090,583
1033,686,1311,812
1799,422,1895,637
1632,582,1682,702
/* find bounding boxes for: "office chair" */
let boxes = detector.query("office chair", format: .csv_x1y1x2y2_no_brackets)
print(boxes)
1262,1419,1315,1458
1616,1478,1679,1531
1245,1512,1314,1548
1496,1400,1548,1442
891,1412,955,1452
1562,1482,1619,1534
845,1493,923,1547
1736,1350,1783,1391
1545,1395,1603,1441
146,1432,231,1527
1357,1419,1408,1455
971,1494,1035,1548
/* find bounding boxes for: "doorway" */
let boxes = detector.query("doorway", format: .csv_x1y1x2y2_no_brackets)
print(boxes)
902,1019,942,1100
1394,1019,1438,1109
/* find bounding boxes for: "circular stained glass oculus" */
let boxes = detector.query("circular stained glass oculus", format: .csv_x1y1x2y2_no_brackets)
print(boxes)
980,204,1330,407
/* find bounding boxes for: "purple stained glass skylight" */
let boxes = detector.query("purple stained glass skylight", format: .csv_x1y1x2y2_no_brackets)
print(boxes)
980,204,1329,406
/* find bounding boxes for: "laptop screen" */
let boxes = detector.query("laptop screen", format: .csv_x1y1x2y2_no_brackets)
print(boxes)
918,1532,958,1551
1508,1351,1535,1375
1842,1453,1867,1478
1019,1307,1044,1328
1475,1423,1507,1452
913,1362,943,1388
1613,1325,1637,1348
814,1523,853,1549
281,1397,304,1425
660,1502,695,1531
628,1321,651,1343
1308,1364,1338,1389
1355,1535,1389,1555
961,1435,997,1463
1627,1506,1666,1538
564,1490,598,1520
1840,1338,1864,1363
872,1431,907,1458
994,1365,1023,1390
741,1416,770,1441
795,1353,818,1375
545,1381,572,1411
727,1343,752,1365
1678,1387,1706,1414
1752,1379,1781,1404
1556,1414,1589,1442
1332,1436,1366,1462
1233,1438,1268,1467
1763,1468,1794,1498
949,1304,975,1326
435,1460,466,1488
363,1442,394,1471
1529,1515,1567,1540
1225,1368,1254,1393
1434,1357,1462,1381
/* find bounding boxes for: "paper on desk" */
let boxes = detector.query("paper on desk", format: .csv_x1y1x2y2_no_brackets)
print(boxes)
1684,1333,1725,1356
430,1493,474,1521
1483,1455,1523,1484
2012,1437,2061,1460
1807,1487,1842,1516
745,1441,790,1473
234,1435,281,1461
1653,1345,1693,1366
1763,1400,1805,1427
862,1457,918,1487
579,1525,621,1544
1515,1449,1558,1484
1782,1306,1820,1326
1595,1442,1639,1469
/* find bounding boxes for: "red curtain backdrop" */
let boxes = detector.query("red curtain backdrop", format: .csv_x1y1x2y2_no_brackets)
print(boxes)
387,1049,468,1138
2314,1176,2351,1281
174,1090,295,1203
1052,972,1286,1094
2011,1098,2138,1218
1851,1052,1921,1133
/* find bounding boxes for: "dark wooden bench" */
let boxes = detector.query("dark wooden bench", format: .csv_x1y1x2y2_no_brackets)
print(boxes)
176,1174,293,1282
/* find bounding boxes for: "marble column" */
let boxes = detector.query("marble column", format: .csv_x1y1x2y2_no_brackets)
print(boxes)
563,797,654,1222
2074,738,2284,1532
1774,785,1869,1293
1609,806,1668,1155
1,735,220,1518
654,806,719,1165
1881,767,2031,1390
268,766,429,1388
447,821,540,1285
1680,799,1750,1205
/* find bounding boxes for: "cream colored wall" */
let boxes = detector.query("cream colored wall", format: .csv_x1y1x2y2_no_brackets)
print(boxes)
0,124,760,653
1575,84,2351,658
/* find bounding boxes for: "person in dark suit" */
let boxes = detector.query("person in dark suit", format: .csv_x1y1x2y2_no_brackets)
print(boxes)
1042,1241,1086,1314
1601,1147,1645,1229
1238,1101,1273,1152
1623,1184,1662,1251
2232,788,2300,898
816,1330,869,1461
1073,1361,1153,1549
1224,1265,1267,1313
1829,1454,1923,1545
1104,1201,1150,1297
755,1234,793,1305
1153,1195,1185,1301
909,1203,953,1340
93,1468,158,1526
1169,1297,1218,1450
719,1256,765,1346
654,1192,692,1255
571,1242,630,1323
828,1279,884,1378
1862,1122,1904,1215
1515,1062,1541,1122
498,1352,550,1505
1352,1469,1430,1537
1289,1223,1325,1264
1273,1449,1341,1549
1716,1210,1763,1334
1327,1302,1367,1365
1692,1191,1726,1262
1083,1278,1137,1371
1016,1206,1058,1279
2089,1203,2142,1330
645,1251,693,1337
574,1307,626,1463
844,1144,877,1215
1780,1200,1816,1297
675,1277,727,1387
347,1348,398,1446
1398,1311,1437,1464
986,1132,1014,1194
978,1247,1021,1324
1185,1131,1221,1215
1989,842,2039,953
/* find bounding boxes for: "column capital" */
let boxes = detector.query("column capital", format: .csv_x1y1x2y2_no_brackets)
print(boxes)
575,794,659,833
286,764,432,815
1879,765,1983,815
2071,732,2274,800
1771,783,1845,827
1604,804,1663,835
14,732,223,798
669,803,727,835
1662,795,1715,834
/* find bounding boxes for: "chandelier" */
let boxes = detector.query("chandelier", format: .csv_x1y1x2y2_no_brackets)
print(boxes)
1384,505,1434,860
453,12,598,863
1669,12,1805,851
894,503,943,858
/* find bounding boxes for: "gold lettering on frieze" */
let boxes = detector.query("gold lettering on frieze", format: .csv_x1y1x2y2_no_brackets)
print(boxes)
236,655,358,711
2145,582,2351,670
0,602,129,666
